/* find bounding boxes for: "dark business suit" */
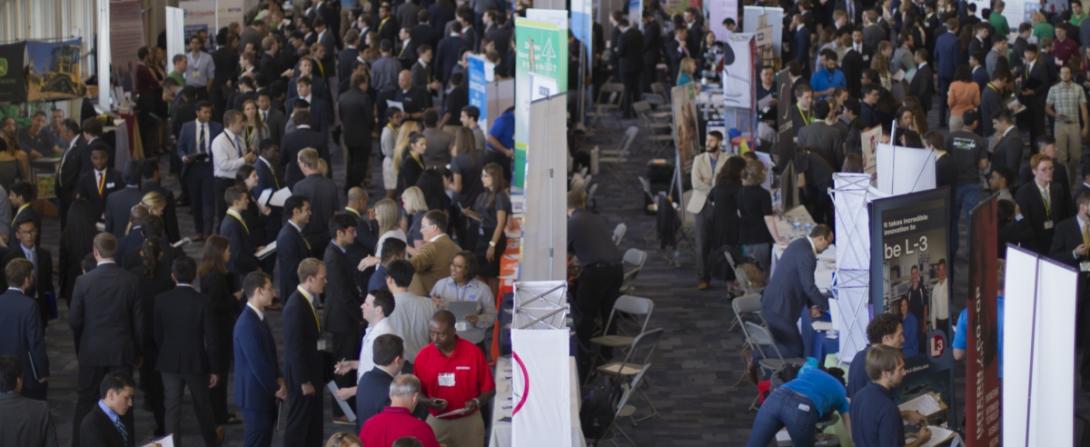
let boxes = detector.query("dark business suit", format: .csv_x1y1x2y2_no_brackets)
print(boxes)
220,211,260,277
234,305,281,447
1016,180,1072,255
0,288,49,400
339,87,375,192
283,290,325,447
76,169,122,222
286,96,333,135
56,136,86,228
154,285,219,446
761,238,828,358
1020,59,1052,142
990,129,1024,186
323,243,362,417
908,62,934,113
0,245,54,327
1048,215,1090,371
280,126,329,188
276,222,311,301
79,404,126,447
0,392,57,446
103,186,144,239
259,108,286,146
293,174,341,255
841,48,865,99
641,20,663,91
616,27,644,117
177,120,223,235
68,261,141,447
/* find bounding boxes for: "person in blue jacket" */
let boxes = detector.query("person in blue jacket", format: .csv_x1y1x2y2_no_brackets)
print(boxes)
745,358,850,447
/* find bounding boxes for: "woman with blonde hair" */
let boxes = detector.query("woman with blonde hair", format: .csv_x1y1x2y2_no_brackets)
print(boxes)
677,57,697,86
374,198,407,259
737,159,783,271
241,99,270,152
401,186,429,248
141,190,166,217
391,120,421,189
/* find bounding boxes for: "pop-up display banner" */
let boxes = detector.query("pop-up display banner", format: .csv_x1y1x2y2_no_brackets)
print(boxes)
966,195,1000,447
511,280,573,447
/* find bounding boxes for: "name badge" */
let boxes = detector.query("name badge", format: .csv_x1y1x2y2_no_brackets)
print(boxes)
1080,261,1090,273
106,182,116,189
438,373,456,387
317,339,329,352
1044,220,1054,230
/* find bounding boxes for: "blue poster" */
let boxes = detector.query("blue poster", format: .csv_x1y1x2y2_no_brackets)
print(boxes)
571,0,593,63
468,55,489,129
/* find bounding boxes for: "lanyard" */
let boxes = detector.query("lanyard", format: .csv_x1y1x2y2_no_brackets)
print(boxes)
798,105,812,125
227,209,249,233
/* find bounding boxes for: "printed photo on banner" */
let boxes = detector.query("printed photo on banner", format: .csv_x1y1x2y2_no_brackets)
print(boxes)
671,84,700,174
26,39,85,101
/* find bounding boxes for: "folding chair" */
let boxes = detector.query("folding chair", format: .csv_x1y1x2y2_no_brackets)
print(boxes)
742,321,806,379
602,364,652,446
725,249,765,296
587,183,600,211
637,176,657,213
596,329,663,424
590,295,654,353
612,223,627,246
619,249,648,294
588,83,625,127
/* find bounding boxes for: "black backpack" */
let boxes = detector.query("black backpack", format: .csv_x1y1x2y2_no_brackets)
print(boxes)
580,374,623,440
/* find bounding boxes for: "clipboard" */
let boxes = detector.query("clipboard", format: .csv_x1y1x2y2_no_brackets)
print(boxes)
256,242,277,260
326,380,356,422
434,406,473,418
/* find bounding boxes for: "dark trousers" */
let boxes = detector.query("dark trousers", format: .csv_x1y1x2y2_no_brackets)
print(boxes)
214,177,235,230
73,365,134,447
766,316,805,359
162,372,219,447
573,263,624,379
184,162,215,235
641,63,657,92
140,361,166,435
210,371,229,425
951,183,982,271
744,387,822,447
284,385,324,447
58,189,74,230
330,330,360,418
344,142,372,192
621,70,641,117
937,77,951,126
243,408,276,447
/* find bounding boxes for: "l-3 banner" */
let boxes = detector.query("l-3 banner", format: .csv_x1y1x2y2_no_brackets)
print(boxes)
966,195,1000,447
513,13,568,192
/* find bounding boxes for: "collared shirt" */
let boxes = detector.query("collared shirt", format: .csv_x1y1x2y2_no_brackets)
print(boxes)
1046,81,1086,122
806,236,818,256
849,382,904,447
810,67,846,96
296,286,320,329
212,129,247,178
357,318,397,382
194,121,212,154
387,291,436,361
429,277,497,343
97,259,115,267
97,400,122,426
185,51,215,86
930,278,949,325
358,406,441,447
413,337,495,418
247,302,265,321
20,244,35,269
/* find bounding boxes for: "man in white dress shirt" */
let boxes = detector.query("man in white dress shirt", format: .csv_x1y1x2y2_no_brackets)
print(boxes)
929,259,950,336
211,110,256,224
331,290,400,400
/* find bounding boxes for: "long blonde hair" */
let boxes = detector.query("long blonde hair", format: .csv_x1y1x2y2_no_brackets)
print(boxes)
401,186,428,213
374,198,400,234
392,120,421,172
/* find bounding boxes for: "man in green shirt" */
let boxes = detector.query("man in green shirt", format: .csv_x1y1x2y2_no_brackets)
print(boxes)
166,53,186,86
990,1,1010,36
1071,1,1087,26
1032,11,1055,41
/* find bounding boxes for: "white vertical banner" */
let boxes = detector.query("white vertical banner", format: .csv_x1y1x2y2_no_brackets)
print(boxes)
97,0,111,110
875,144,936,195
166,7,186,62
511,329,573,447
832,173,883,363
723,33,754,109
706,0,739,41
522,95,568,281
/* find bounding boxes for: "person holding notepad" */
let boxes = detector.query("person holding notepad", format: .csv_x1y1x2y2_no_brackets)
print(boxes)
220,185,262,277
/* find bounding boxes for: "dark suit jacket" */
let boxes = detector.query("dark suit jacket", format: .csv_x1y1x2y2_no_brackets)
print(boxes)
0,289,49,397
233,306,281,411
1049,216,1088,267
0,246,54,323
642,21,663,66
176,120,224,177
68,262,142,366
293,174,341,252
255,157,282,193
143,181,181,242
909,63,934,112
280,126,329,188
338,88,375,149
79,404,125,447
323,244,362,336
261,108,286,145
761,237,828,326
283,290,323,389
56,137,86,200
355,367,395,428
0,392,56,446
276,222,310,301
154,285,218,374
617,27,645,75
220,212,260,276
435,35,470,85
990,129,1024,183
103,186,143,238
841,49,865,98
1015,181,1072,254
285,96,332,134
77,169,122,220
337,47,360,94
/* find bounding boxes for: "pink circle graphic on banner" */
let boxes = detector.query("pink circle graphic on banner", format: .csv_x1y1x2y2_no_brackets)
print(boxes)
512,352,530,415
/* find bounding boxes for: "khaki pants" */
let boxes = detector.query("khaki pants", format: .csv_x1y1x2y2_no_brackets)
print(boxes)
1055,121,1082,184
427,412,485,447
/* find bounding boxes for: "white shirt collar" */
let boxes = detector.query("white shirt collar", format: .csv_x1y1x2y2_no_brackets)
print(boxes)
97,259,115,266
428,233,445,243
806,237,817,256
247,302,265,320
288,220,303,232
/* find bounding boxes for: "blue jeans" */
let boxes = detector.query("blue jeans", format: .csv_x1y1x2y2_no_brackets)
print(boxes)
950,183,982,267
746,387,822,447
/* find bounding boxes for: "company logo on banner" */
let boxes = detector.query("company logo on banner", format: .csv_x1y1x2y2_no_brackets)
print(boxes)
966,196,1000,447
513,14,568,191
511,329,572,447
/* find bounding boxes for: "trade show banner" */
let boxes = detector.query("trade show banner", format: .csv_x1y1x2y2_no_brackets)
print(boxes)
514,15,568,191
111,0,146,92
166,7,186,63
26,39,85,101
627,0,643,29
966,195,1000,447
511,329,573,447
671,84,700,175
180,0,217,41
860,125,881,176
706,0,739,41
722,33,755,109
522,95,568,281
876,143,936,195
742,6,784,57
0,43,28,103
468,55,490,128
217,0,246,29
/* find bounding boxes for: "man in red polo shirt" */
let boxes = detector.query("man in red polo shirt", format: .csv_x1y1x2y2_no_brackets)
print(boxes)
414,310,496,447
358,374,441,447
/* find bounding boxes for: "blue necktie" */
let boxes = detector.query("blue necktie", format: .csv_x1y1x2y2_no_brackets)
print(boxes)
113,418,128,446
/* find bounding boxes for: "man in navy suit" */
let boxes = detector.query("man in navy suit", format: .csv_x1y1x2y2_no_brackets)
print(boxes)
791,14,811,75
277,196,313,300
0,259,49,400
234,271,287,447
177,101,222,238
76,145,122,223
286,77,332,134
79,372,135,447
220,185,262,277
283,258,327,447
1,220,54,327
103,162,145,239
280,109,329,188
292,148,341,255
934,18,961,125
761,225,834,357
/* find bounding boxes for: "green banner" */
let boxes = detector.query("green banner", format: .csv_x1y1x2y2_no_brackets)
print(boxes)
513,16,568,191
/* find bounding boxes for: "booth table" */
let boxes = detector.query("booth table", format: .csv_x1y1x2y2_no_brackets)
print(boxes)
489,356,586,447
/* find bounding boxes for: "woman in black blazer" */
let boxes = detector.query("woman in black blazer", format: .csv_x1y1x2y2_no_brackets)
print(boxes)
198,235,241,427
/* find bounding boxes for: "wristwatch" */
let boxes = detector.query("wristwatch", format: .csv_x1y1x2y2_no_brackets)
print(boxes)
488,240,497,247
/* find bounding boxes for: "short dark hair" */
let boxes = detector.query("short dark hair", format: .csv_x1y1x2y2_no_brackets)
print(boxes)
393,436,424,447
813,101,831,120
422,108,439,127
924,130,945,151
820,48,838,62
330,212,358,237
81,117,103,136
385,259,415,288
373,333,404,366
370,289,396,317
809,224,833,239
172,255,197,283
9,181,34,202
381,238,407,263
224,185,247,206
243,271,272,300
4,258,33,289
865,345,903,381
866,313,902,344
297,75,312,87
195,100,213,112
462,105,480,121
423,209,448,231
62,118,80,135
99,371,136,398
962,109,979,127
284,195,309,217
0,356,18,392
